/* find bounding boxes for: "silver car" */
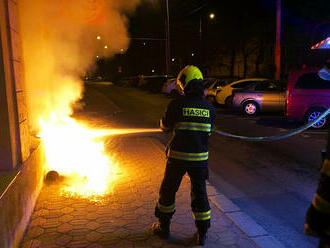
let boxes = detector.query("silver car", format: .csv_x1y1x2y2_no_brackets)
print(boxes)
232,81,286,115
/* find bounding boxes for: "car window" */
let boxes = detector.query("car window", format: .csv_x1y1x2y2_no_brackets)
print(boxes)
295,73,330,89
218,81,229,87
203,80,214,88
213,81,223,89
231,81,259,88
255,82,278,91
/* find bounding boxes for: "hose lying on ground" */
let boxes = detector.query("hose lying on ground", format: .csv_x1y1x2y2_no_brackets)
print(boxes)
212,108,330,142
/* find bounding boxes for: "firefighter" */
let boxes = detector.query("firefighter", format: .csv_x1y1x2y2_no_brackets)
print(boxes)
151,65,215,246
318,59,330,81
305,61,330,248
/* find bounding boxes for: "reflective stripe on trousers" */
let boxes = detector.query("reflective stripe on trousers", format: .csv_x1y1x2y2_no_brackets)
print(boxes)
157,202,176,214
193,210,211,221
176,122,211,132
168,150,209,161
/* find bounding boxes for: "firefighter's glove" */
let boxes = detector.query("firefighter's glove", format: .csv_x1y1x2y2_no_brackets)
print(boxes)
159,119,170,133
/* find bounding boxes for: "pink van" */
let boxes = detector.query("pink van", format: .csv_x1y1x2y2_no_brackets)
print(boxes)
286,68,330,129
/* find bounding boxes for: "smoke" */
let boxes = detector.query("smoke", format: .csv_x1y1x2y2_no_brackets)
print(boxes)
18,0,140,130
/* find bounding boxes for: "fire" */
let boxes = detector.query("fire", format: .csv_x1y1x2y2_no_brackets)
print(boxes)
39,113,161,199
18,0,143,200
39,113,118,199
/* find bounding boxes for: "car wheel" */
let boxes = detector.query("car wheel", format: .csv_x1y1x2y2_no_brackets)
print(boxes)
305,108,327,129
225,96,233,108
243,101,259,116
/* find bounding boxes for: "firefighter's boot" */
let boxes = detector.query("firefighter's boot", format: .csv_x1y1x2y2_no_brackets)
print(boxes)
151,220,170,239
196,230,207,246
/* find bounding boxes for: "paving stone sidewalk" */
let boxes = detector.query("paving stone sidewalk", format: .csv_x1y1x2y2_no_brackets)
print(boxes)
20,136,258,248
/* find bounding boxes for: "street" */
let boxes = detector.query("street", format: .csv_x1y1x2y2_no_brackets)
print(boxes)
86,83,326,248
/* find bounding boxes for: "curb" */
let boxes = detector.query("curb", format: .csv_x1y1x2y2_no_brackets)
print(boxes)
206,182,285,248
151,138,285,248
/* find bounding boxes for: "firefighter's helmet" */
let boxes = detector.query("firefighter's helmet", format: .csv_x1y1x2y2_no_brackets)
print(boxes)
177,65,203,91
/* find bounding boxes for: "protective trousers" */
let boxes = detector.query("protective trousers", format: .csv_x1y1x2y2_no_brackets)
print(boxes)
155,161,211,233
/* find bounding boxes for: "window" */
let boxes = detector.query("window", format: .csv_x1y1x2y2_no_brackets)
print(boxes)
255,82,278,91
295,73,330,89
213,81,226,89
231,81,259,89
203,80,215,88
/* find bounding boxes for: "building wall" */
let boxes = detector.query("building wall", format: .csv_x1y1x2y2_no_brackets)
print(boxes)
0,0,30,170
0,1,45,247
7,0,31,164
0,0,20,170
0,143,45,248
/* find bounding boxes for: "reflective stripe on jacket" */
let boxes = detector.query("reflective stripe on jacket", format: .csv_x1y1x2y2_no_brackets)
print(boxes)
160,96,215,166
168,150,209,161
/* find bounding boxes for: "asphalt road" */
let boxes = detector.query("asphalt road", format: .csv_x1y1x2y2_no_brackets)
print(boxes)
83,83,326,247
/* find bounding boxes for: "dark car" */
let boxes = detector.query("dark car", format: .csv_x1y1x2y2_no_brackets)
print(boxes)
138,75,173,93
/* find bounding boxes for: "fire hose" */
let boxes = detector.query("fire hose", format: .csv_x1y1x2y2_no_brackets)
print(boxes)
212,108,330,142
44,109,330,183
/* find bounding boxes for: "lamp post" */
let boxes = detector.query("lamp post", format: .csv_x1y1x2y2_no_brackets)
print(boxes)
275,0,281,80
165,0,171,75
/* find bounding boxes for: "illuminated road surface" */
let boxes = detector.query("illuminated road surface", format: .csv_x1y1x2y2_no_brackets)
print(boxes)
81,83,324,248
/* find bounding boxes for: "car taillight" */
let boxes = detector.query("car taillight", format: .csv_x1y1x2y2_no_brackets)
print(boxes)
286,90,291,105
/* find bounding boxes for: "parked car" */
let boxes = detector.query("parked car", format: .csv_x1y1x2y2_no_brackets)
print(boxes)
139,75,173,93
215,78,269,106
205,78,237,103
128,76,142,87
162,78,183,96
115,77,131,87
286,68,330,129
232,81,286,115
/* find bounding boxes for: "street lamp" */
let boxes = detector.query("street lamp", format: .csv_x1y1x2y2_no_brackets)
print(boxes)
199,11,215,65
104,45,108,49
96,36,101,40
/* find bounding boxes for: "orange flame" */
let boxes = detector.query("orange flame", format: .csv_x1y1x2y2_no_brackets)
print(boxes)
39,113,119,198
39,113,160,199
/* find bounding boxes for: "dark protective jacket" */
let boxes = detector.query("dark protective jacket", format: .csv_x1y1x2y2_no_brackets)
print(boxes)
305,126,330,238
160,95,215,166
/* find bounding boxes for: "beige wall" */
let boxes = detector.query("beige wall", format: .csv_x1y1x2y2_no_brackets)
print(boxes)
8,0,31,163
0,1,45,247
0,0,30,171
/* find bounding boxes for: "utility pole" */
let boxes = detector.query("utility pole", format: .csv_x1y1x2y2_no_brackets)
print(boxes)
199,16,203,66
275,0,281,80
165,0,171,75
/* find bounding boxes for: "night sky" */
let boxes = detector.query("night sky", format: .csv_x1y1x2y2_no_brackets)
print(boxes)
100,0,330,79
